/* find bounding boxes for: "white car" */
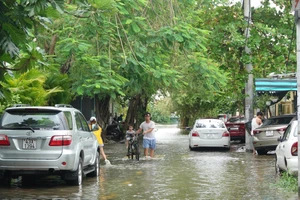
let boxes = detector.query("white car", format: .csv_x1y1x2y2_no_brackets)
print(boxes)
189,119,230,150
275,120,298,176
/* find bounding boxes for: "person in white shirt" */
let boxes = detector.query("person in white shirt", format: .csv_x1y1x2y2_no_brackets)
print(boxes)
251,112,263,155
136,112,156,158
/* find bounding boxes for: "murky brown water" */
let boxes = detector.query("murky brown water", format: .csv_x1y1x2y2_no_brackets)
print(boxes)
0,125,298,199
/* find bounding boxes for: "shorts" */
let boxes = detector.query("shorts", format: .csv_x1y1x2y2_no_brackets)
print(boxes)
143,138,156,149
100,144,104,147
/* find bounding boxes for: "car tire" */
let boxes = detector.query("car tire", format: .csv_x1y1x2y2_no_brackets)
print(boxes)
66,158,83,186
0,175,11,187
87,152,100,177
22,175,36,186
257,149,268,155
275,156,283,175
189,146,195,151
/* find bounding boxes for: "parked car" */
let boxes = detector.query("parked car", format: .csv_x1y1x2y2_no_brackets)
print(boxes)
0,104,100,186
217,114,229,123
253,114,296,155
275,120,298,176
189,119,230,150
225,116,246,142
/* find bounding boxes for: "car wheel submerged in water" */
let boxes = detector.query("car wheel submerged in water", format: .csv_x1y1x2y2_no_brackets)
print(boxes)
87,152,100,177
66,158,83,186
275,156,283,175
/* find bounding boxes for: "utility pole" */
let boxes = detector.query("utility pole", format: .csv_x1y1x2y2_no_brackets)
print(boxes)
243,0,254,152
292,0,300,196
294,7,300,199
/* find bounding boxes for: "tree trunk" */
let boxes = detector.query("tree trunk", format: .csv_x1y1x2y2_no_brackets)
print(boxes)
48,34,58,55
95,96,110,142
180,116,189,129
124,95,141,132
124,94,148,132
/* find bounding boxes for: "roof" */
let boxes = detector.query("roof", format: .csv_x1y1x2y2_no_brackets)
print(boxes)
255,78,296,91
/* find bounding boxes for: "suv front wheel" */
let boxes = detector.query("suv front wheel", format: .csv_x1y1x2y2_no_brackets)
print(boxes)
66,158,83,186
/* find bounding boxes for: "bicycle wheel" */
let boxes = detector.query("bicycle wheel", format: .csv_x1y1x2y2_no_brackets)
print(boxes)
127,145,131,159
135,144,140,161
131,144,134,160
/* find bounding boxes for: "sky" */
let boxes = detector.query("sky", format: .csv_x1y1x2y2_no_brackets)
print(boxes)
231,0,279,9
232,0,267,8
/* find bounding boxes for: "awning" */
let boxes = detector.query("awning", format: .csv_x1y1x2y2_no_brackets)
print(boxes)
255,78,297,91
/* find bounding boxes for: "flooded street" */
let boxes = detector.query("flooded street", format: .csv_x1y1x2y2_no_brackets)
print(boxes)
0,125,298,199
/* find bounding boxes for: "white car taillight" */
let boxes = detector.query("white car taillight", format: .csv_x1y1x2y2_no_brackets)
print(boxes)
49,135,72,146
0,134,10,146
192,132,199,137
222,131,230,137
291,142,298,156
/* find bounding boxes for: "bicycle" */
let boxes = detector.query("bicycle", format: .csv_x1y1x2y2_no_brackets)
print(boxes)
127,136,140,161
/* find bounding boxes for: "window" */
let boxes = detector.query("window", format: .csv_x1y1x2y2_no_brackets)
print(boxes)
78,113,89,131
195,120,225,128
282,124,292,141
262,116,295,126
1,109,68,130
75,113,83,131
64,111,73,130
228,117,246,123
75,112,89,132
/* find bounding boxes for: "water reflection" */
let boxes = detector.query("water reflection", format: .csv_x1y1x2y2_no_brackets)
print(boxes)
0,124,298,199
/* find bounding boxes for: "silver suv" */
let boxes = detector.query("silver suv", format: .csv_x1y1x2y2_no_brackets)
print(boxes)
0,104,100,186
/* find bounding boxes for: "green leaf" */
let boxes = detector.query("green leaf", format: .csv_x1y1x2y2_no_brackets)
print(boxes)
131,22,140,33
125,19,133,24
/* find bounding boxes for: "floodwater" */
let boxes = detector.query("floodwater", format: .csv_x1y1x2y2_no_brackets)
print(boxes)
0,125,298,200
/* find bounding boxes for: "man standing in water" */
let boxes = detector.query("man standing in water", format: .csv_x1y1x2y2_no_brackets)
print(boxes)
251,111,263,155
136,112,156,158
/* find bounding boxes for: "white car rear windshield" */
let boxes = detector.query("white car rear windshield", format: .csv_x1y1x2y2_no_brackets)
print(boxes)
0,109,71,130
195,121,225,128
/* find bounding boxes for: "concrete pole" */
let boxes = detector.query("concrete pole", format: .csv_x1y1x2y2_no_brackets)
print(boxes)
244,0,254,151
295,10,300,197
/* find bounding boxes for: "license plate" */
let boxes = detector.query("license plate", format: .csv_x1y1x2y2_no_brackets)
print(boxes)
23,138,37,149
266,131,273,137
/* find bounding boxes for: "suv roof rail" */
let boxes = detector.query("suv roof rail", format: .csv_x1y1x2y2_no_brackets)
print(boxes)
12,104,30,107
54,104,73,108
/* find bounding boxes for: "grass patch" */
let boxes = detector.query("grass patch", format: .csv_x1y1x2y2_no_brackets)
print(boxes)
276,172,298,192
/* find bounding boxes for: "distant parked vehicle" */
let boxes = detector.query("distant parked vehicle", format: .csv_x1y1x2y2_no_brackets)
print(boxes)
275,120,298,176
0,104,100,186
253,114,296,155
217,114,229,123
189,119,230,150
225,116,246,143
106,120,122,141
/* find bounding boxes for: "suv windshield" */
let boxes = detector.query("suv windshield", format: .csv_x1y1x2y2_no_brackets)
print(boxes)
0,109,70,130
262,116,294,126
